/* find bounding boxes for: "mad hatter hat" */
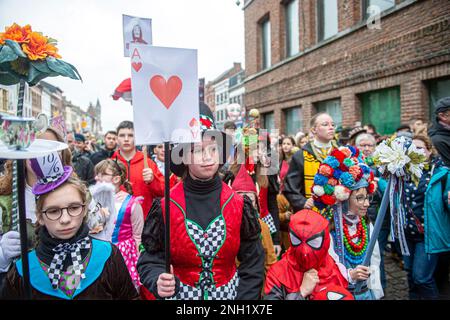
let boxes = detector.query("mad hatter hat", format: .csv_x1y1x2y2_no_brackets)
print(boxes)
30,151,73,195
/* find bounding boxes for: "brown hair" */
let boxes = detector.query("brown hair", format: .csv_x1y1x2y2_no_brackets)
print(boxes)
94,159,133,195
281,136,296,161
413,134,435,156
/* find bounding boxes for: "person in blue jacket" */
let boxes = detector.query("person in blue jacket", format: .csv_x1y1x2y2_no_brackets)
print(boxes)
402,135,448,300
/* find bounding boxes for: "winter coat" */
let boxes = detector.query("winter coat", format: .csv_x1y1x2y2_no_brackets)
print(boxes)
424,165,450,254
111,150,164,218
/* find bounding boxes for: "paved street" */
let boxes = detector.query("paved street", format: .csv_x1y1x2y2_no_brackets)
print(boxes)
383,252,450,300
383,253,409,300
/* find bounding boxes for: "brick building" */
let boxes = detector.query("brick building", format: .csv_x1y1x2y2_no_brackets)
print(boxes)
243,0,450,136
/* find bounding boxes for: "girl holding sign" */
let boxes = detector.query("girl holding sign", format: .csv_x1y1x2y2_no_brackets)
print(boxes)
1,153,139,299
137,102,265,300
311,146,384,300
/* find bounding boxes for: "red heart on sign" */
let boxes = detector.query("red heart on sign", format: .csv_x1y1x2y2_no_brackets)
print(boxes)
189,118,198,127
132,62,142,72
150,75,183,109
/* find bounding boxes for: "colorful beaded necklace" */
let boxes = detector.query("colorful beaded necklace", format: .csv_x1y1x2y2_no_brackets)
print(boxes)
342,217,368,265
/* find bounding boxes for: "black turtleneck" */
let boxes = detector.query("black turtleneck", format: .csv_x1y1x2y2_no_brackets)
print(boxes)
35,224,91,269
184,173,222,230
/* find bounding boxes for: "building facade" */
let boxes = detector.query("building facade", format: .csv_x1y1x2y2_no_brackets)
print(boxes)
204,62,245,130
244,0,450,135
0,81,102,136
0,83,32,117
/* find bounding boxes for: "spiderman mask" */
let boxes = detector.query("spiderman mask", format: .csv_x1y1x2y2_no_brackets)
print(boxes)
287,209,331,272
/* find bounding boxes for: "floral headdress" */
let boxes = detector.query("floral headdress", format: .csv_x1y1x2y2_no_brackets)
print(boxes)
311,146,376,211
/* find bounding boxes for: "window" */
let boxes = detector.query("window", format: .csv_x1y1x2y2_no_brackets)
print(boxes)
315,99,342,130
426,77,450,120
285,0,299,57
360,87,400,135
263,112,275,131
261,18,271,70
317,0,338,42
363,0,395,19
284,107,302,135
0,88,8,112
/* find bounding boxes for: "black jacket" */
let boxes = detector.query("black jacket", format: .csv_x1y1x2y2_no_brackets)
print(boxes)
72,151,95,185
89,148,115,166
428,122,450,167
282,143,315,213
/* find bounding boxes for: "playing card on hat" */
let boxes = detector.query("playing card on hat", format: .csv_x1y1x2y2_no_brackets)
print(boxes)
30,152,73,195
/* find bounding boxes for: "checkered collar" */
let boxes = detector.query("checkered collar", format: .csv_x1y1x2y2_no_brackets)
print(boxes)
48,237,91,289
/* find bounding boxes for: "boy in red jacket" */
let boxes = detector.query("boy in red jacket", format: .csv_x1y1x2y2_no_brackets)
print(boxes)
111,121,164,217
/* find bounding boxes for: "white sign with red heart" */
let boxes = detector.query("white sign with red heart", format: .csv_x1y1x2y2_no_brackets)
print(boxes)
130,45,200,145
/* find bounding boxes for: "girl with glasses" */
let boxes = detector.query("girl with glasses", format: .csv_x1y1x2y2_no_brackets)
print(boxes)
311,146,384,300
1,154,138,300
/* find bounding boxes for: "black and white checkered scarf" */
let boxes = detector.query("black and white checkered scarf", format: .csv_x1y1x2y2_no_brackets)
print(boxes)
36,224,91,290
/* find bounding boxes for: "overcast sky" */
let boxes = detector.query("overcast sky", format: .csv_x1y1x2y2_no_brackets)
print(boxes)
0,0,245,132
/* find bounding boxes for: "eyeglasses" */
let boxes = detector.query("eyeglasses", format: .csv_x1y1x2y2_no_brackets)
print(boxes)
42,203,86,221
352,195,373,204
96,172,115,178
318,122,336,128
359,144,375,148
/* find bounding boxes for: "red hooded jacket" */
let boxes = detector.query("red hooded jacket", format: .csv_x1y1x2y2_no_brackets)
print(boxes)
111,150,164,217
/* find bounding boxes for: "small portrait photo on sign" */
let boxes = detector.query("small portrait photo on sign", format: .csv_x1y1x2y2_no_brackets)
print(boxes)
123,14,152,57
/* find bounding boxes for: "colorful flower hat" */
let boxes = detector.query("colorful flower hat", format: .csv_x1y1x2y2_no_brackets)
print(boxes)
30,151,73,195
311,146,376,211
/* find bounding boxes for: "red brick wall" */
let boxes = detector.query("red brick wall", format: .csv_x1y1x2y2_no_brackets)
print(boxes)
244,0,450,133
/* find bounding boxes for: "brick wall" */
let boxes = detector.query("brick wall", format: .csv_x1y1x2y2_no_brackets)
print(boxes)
244,0,450,133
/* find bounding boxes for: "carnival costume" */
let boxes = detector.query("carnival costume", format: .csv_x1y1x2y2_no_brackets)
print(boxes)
311,146,383,300
264,209,352,300
1,153,138,300
137,102,264,300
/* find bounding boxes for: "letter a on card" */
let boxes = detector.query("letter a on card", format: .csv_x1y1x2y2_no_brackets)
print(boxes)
130,45,200,145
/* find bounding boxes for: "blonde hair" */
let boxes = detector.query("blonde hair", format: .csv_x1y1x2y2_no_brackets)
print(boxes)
94,159,133,195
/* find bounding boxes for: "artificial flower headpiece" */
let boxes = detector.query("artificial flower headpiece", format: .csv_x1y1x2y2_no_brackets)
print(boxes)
311,146,375,210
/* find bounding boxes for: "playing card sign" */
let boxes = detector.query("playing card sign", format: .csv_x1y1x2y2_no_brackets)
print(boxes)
130,45,200,145
123,14,152,57
50,115,68,142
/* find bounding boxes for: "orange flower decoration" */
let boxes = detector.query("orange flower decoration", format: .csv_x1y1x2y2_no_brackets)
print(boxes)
0,23,32,45
21,31,61,61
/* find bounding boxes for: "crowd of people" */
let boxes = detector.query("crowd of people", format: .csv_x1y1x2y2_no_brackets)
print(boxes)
0,97,449,300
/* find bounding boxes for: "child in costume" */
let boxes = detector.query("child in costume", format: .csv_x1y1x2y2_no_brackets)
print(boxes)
1,152,139,299
231,164,277,274
0,127,71,275
264,209,353,300
223,121,282,257
311,146,384,300
91,159,144,289
137,102,264,300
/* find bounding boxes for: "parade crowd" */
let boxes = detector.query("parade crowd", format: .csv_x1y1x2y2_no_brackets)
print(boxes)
0,97,449,301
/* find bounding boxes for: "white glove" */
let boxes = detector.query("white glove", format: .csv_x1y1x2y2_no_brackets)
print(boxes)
0,231,21,263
